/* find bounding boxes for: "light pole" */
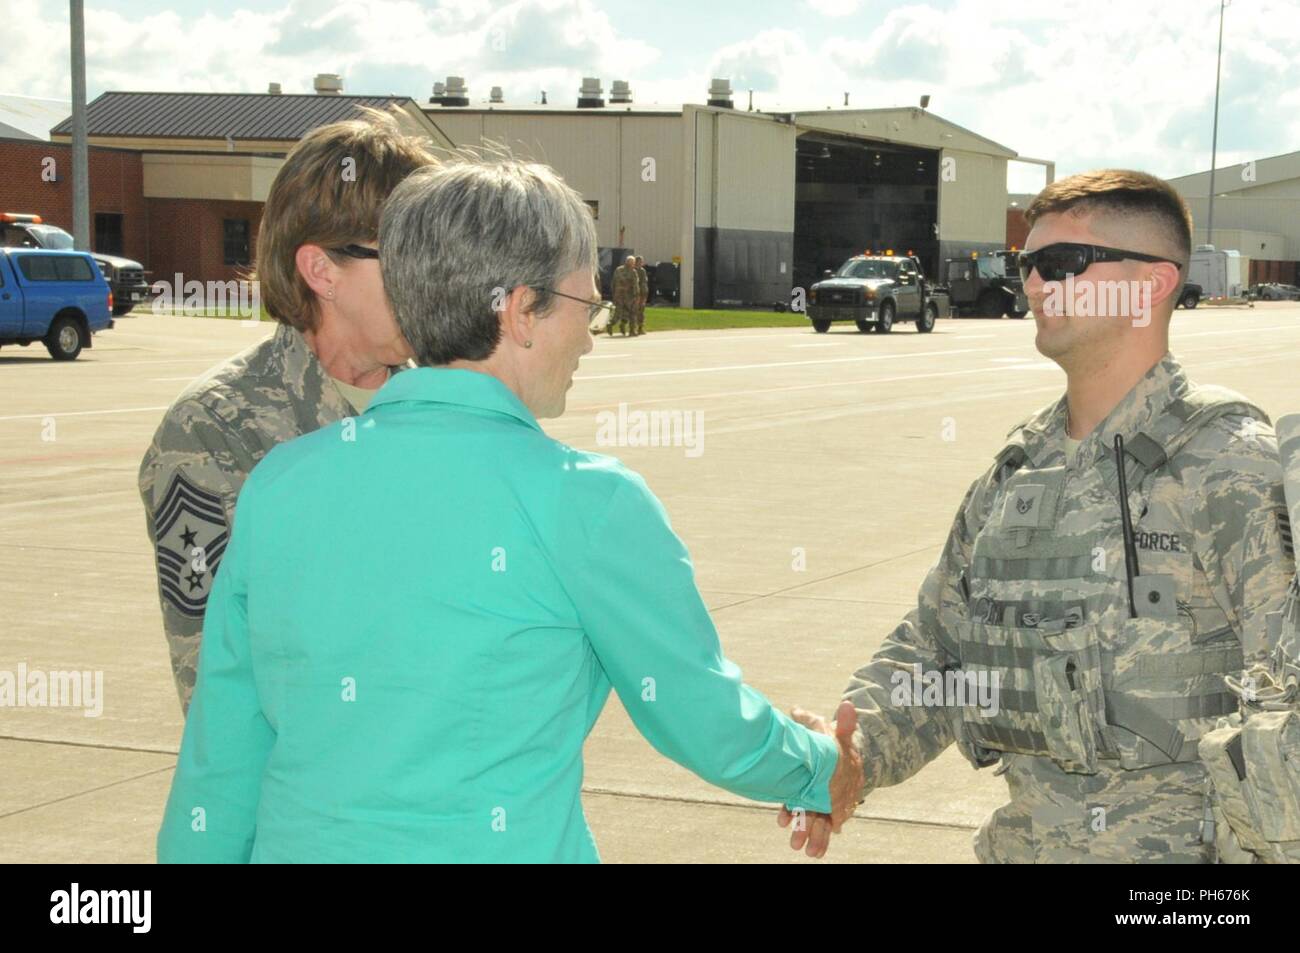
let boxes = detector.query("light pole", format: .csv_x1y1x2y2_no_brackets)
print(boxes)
70,0,90,251
1206,0,1228,250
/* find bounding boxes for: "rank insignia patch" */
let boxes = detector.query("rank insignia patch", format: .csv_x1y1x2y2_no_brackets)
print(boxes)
154,471,228,618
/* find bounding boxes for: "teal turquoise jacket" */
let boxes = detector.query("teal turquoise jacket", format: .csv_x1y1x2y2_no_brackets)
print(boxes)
157,367,838,863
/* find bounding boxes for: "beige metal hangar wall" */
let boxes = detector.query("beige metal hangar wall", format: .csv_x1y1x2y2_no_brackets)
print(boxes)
792,107,1014,263
683,105,796,308
426,109,684,270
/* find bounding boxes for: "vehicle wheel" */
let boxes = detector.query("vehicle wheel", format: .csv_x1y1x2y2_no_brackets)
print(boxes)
916,302,936,333
45,315,86,361
854,318,872,333
977,290,1005,318
112,303,134,317
812,320,831,333
875,302,894,333
1009,308,1028,319
1180,292,1199,309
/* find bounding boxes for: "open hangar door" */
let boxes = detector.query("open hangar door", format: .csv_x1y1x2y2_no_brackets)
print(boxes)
793,133,939,292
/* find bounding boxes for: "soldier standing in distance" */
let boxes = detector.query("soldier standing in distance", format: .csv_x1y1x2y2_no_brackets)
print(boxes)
780,170,1295,861
609,255,636,336
138,110,437,713
633,255,649,335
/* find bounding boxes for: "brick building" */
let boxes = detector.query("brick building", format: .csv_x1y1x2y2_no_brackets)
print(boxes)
1,83,454,292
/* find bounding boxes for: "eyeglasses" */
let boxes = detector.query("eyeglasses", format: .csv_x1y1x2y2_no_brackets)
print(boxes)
538,288,612,324
329,244,379,260
1016,242,1184,283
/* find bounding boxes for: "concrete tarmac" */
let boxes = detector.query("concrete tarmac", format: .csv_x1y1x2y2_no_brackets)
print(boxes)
2,303,1296,862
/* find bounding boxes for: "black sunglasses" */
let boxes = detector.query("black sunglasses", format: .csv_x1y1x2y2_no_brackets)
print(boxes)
329,244,379,260
1017,243,1184,283
537,288,612,323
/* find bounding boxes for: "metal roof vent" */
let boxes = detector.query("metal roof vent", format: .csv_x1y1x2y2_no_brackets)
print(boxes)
313,73,343,95
707,78,733,108
577,77,604,108
489,85,504,103
267,82,282,95
610,80,632,104
441,76,469,107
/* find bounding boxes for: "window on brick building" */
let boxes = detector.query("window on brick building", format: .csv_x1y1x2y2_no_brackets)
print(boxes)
94,213,124,256
223,219,251,266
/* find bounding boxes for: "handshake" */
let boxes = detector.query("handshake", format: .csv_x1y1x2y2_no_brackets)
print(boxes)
778,700,866,859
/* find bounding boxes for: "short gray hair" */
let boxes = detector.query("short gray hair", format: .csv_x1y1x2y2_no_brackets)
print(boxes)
379,157,598,365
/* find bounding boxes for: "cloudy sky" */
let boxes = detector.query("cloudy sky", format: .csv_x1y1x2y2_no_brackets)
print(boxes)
5,0,1298,191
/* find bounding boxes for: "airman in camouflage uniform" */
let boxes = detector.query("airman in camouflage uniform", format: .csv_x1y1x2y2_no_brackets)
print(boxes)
633,255,649,335
139,326,382,710
786,170,1295,862
835,356,1293,862
609,255,637,336
139,109,433,713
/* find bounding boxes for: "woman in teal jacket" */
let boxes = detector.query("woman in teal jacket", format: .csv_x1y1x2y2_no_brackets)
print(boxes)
157,157,860,863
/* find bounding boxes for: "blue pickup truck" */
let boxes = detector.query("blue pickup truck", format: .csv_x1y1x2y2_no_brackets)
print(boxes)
0,248,114,360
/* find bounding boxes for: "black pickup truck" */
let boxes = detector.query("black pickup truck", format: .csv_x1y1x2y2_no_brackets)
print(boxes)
806,255,950,333
1,213,150,316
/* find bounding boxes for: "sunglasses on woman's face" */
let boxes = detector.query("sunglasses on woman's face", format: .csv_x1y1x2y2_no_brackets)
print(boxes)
330,244,379,260
1016,242,1184,283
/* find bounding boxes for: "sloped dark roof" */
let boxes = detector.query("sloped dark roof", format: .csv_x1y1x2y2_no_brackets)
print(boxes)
50,91,418,141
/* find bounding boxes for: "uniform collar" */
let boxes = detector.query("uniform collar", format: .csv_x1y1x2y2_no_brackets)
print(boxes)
264,322,353,422
1067,352,1188,471
1015,352,1187,471
368,366,542,432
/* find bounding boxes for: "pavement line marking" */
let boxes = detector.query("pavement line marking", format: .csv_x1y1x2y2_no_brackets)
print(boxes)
0,406,168,422
1178,325,1300,338
581,787,979,830
0,356,234,369
573,346,1005,381
568,363,1062,411
0,765,178,821
0,488,136,508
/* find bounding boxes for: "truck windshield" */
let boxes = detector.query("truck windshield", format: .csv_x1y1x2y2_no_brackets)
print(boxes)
979,257,1008,278
836,259,898,280
28,225,76,250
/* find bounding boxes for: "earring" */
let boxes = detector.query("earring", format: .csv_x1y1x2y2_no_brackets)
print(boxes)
327,289,335,299
524,340,533,348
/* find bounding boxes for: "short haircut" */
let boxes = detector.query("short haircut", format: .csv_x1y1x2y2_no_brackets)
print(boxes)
380,156,598,366
1026,169,1193,273
254,106,438,332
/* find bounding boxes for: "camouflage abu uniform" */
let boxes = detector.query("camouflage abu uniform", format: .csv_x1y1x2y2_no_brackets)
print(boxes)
139,323,380,712
633,262,649,334
843,353,1295,862
609,263,637,336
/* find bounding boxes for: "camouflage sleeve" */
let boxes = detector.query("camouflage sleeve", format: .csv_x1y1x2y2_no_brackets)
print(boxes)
138,398,248,713
637,269,649,296
842,477,986,792
1192,417,1296,663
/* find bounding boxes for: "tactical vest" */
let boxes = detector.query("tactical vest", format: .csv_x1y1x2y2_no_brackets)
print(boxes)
947,385,1265,775
1200,411,1300,862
